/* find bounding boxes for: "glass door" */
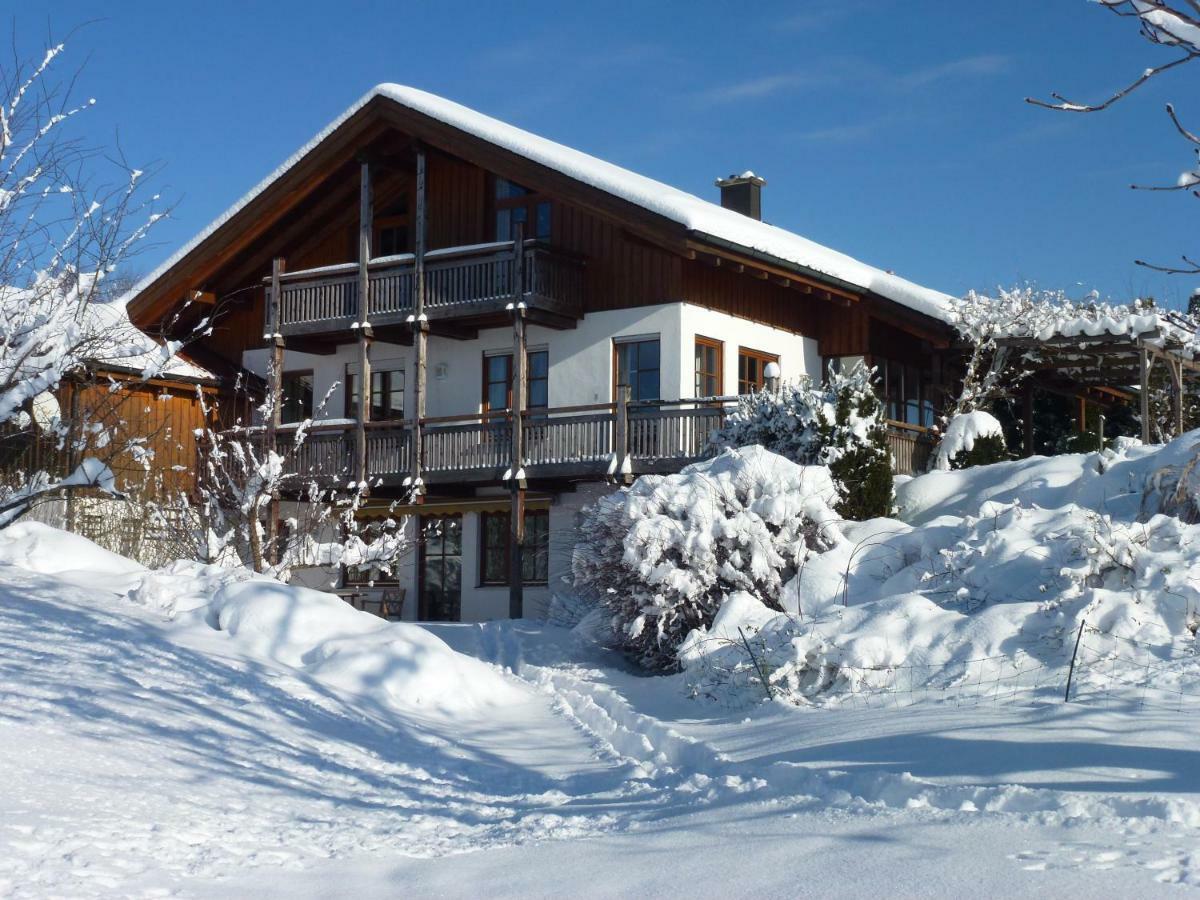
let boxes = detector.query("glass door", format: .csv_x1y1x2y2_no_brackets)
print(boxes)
419,514,462,621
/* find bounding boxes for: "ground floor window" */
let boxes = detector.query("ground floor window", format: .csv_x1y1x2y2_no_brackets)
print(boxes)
479,508,549,585
876,357,936,428
419,515,462,621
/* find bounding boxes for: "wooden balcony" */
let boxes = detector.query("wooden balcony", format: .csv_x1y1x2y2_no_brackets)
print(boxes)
258,406,933,491
266,240,584,339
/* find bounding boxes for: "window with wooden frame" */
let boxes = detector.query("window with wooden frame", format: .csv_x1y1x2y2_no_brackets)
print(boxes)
373,193,410,258
492,176,552,242
737,348,779,394
481,350,549,413
280,370,314,423
694,336,723,398
345,368,405,420
479,509,549,585
613,337,661,402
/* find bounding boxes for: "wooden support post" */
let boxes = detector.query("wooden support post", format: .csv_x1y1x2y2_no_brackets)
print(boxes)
1096,410,1106,453
64,380,80,532
615,382,630,483
1022,384,1035,458
509,222,527,620
411,147,427,495
355,159,372,491
1170,358,1184,438
1139,345,1152,444
266,257,286,566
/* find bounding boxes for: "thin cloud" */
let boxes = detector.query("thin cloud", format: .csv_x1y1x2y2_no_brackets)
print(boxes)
896,54,1010,91
698,72,827,105
795,119,888,143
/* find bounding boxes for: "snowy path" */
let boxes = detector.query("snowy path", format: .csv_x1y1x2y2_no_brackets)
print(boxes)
0,569,626,898
4,562,1200,897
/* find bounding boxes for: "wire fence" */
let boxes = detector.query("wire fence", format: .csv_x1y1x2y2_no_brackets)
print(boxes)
684,619,1200,713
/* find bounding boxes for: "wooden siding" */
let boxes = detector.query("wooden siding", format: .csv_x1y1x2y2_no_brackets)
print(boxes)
160,119,940,373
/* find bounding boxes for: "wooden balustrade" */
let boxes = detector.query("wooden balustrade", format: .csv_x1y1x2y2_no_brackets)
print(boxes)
521,407,615,468
885,421,933,476
421,417,512,476
240,406,930,488
265,241,582,336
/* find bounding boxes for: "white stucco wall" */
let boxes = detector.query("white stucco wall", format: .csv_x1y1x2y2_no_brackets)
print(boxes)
244,301,819,422
250,301,819,622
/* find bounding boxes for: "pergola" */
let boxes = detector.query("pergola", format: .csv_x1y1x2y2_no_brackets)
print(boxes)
996,317,1200,447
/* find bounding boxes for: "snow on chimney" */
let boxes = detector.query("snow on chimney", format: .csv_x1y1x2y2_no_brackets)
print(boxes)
715,171,766,220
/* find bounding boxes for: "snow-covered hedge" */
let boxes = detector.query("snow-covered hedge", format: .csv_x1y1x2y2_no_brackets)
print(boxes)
572,446,842,670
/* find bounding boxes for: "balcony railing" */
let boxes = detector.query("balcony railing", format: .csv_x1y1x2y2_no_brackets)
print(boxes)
885,420,933,475
266,240,584,337
240,405,933,490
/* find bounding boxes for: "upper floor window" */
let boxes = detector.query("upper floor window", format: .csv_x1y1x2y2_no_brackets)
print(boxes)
494,177,551,242
694,336,723,398
615,337,660,402
482,350,549,413
374,194,410,258
737,347,778,394
346,368,405,420
280,370,314,423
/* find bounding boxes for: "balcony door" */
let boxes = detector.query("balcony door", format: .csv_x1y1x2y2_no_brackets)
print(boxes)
419,514,462,622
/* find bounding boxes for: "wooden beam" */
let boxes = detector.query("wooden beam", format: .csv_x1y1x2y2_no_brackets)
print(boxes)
509,223,527,621
1140,344,1152,444
355,159,373,489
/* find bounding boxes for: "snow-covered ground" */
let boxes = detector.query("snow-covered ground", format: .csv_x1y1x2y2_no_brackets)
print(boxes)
4,436,1200,897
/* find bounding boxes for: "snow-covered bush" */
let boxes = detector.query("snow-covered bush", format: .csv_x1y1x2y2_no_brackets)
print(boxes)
572,446,842,670
818,363,894,519
933,410,1008,471
681,435,1200,707
708,380,822,465
710,363,893,520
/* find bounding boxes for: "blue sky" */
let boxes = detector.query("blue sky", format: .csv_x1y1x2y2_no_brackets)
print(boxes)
19,0,1200,307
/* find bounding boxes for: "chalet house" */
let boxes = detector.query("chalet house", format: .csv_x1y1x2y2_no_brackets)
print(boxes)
126,84,963,623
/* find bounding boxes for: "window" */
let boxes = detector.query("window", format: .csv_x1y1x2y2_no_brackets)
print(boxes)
875,358,936,428
493,177,552,241
694,337,723,398
479,509,549,585
614,338,660,402
737,348,779,394
527,350,549,409
346,368,405,420
373,194,410,257
280,371,313,422
482,350,549,412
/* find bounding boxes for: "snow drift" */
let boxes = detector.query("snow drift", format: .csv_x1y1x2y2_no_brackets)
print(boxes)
679,431,1200,705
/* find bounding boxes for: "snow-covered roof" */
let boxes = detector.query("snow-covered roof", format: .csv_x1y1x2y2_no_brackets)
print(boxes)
135,84,957,324
86,301,215,382
954,289,1200,359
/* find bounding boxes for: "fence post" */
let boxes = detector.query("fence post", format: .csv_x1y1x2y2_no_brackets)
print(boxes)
1064,619,1086,702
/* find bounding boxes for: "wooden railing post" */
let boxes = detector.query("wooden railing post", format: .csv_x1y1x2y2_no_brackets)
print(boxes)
615,383,630,484
354,158,373,491
411,146,427,496
265,256,286,565
509,222,526,620
1139,344,1152,444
